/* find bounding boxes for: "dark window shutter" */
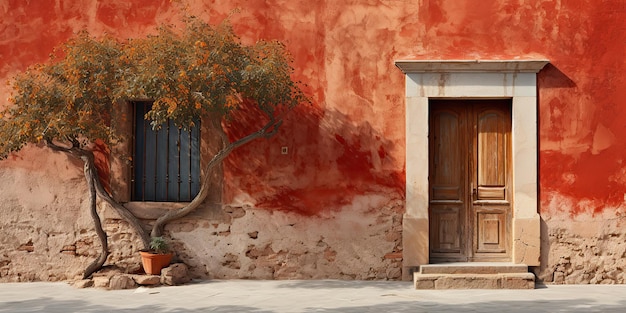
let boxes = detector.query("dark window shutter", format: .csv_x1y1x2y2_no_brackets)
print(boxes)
132,101,200,202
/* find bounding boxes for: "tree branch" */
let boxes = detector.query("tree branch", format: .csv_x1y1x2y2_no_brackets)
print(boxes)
46,141,75,153
150,117,282,237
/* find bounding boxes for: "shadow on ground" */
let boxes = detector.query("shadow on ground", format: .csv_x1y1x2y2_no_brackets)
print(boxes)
1,296,625,313
0,297,271,313
298,299,626,313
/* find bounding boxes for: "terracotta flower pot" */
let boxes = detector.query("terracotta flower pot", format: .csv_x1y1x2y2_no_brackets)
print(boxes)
140,251,173,275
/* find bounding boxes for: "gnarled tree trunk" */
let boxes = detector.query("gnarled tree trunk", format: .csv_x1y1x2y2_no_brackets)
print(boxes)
80,152,109,279
49,142,150,276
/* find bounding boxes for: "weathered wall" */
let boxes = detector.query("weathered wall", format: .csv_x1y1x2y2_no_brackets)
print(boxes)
1,0,625,283
0,146,93,281
543,214,626,284
166,200,403,279
409,0,626,283
0,0,407,282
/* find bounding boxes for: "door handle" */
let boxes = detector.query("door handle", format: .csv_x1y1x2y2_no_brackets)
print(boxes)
471,183,477,200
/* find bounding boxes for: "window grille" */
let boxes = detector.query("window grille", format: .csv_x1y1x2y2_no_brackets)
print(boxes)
131,101,200,202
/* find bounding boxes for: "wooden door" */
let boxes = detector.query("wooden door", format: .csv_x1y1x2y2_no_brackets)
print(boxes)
429,100,512,262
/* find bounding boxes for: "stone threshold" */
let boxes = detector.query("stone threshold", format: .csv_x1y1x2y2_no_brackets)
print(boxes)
414,262,535,290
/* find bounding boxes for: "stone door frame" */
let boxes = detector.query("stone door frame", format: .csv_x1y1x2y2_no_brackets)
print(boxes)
395,60,549,279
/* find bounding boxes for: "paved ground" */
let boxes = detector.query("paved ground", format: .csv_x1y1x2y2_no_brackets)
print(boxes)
1,280,626,312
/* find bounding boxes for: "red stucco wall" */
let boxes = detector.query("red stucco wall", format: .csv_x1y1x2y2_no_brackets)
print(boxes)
1,0,626,283
2,0,626,217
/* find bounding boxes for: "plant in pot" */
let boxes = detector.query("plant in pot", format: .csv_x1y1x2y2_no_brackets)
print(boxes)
140,236,173,275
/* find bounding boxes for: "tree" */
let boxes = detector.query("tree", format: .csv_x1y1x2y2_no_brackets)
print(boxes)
0,16,307,279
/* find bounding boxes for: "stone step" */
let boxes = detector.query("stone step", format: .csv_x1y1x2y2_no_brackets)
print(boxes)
420,262,529,275
414,272,536,289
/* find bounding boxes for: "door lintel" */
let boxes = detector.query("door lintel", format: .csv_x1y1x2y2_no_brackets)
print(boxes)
395,59,549,74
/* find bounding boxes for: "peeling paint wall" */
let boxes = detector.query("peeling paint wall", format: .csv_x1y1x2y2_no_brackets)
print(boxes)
1,0,625,283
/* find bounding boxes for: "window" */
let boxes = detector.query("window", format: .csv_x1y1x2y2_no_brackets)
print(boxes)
131,101,200,202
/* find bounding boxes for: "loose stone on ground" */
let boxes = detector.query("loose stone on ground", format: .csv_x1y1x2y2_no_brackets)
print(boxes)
70,263,190,290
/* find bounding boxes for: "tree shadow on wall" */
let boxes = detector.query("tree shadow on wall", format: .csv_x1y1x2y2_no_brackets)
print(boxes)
223,102,405,216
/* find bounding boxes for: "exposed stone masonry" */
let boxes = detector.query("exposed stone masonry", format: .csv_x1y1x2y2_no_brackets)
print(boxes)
539,216,626,284
168,198,404,280
6,184,626,286
0,194,404,282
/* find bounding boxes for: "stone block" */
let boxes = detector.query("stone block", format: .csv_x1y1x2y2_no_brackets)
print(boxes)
421,263,528,275
513,216,541,266
384,252,403,259
501,273,535,289
93,276,110,288
161,263,191,286
435,275,500,289
414,272,535,289
109,275,137,290
132,274,161,285
402,216,429,281
71,279,94,289
414,276,436,289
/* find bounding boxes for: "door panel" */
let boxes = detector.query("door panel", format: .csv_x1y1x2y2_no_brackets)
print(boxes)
429,100,512,262
431,109,464,201
476,108,508,201
429,104,466,261
431,207,462,253
475,207,508,253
